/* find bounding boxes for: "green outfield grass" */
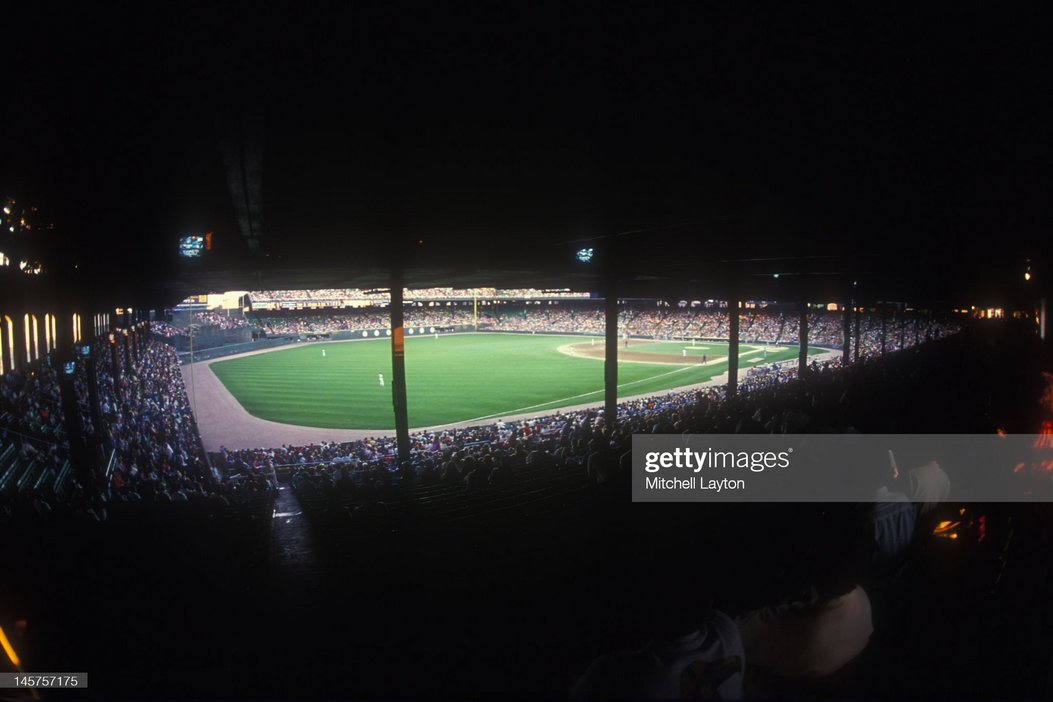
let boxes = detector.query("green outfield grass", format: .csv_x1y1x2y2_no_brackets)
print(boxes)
208,333,825,429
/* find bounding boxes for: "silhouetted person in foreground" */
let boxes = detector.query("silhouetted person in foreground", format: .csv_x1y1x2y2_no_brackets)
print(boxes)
736,516,874,695
571,572,744,699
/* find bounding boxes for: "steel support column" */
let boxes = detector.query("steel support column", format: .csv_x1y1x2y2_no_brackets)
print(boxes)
799,304,809,376
604,293,618,427
842,302,851,365
390,272,411,465
855,304,862,363
727,300,739,399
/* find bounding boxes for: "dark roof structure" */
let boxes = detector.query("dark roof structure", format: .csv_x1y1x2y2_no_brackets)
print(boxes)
1,4,1048,309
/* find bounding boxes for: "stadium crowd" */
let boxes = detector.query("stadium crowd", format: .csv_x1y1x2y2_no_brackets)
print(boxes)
258,312,387,335
247,287,592,306
0,351,106,519
193,310,250,329
481,306,960,357
149,311,251,337
257,308,477,335
0,362,63,434
92,339,241,505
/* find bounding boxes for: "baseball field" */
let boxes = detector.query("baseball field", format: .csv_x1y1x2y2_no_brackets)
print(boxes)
208,332,823,430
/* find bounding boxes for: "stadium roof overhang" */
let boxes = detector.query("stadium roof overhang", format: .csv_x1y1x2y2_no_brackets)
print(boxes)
4,4,1048,314
51,244,1040,314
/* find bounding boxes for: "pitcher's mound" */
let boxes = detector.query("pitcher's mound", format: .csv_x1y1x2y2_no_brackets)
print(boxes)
557,339,724,365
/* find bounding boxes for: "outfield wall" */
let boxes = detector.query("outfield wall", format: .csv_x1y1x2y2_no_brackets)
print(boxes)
173,324,478,364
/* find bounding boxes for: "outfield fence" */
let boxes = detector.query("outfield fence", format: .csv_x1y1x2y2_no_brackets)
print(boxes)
173,324,478,364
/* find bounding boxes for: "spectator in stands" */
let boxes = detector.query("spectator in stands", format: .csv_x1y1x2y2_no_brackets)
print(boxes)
899,455,951,518
441,461,461,484
420,461,440,486
335,466,356,495
354,482,389,519
856,449,916,598
489,459,512,486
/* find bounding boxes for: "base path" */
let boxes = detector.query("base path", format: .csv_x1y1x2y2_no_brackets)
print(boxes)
182,337,840,452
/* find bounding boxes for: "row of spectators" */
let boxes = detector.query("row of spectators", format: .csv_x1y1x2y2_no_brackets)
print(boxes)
149,321,181,338
192,310,250,330
489,308,607,334
485,306,960,354
151,312,251,337
258,309,475,335
247,287,592,305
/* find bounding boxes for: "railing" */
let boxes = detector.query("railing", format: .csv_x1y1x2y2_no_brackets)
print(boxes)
104,449,117,480
0,422,66,450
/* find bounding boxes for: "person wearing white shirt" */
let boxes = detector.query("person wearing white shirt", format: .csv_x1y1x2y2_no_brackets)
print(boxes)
903,457,950,518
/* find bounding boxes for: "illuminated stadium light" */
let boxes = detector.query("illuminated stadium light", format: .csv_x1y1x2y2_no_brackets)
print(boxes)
575,248,594,263
773,273,780,278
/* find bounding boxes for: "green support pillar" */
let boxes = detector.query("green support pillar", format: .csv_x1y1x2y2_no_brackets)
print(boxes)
798,304,809,376
390,272,411,465
727,300,739,399
604,292,618,428
842,302,851,365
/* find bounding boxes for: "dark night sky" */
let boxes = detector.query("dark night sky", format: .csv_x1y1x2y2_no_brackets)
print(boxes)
1,3,1050,302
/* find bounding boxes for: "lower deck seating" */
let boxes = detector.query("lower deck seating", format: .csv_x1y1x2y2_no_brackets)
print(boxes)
293,462,599,535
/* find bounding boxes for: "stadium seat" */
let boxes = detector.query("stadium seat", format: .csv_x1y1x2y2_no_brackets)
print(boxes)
13,460,40,496
54,460,73,502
